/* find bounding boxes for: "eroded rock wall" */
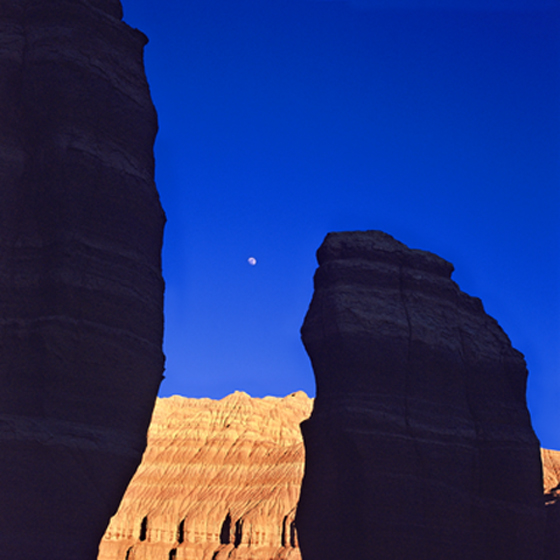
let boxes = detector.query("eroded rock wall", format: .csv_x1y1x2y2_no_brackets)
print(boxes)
100,392,557,560
543,449,560,559
99,392,312,560
297,230,545,560
0,1,164,557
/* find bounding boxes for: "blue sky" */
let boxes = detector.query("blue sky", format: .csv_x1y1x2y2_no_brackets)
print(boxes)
120,0,559,450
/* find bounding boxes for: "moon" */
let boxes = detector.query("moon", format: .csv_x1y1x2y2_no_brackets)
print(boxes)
248,257,257,266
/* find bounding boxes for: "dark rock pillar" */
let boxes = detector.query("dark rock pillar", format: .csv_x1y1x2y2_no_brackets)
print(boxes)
0,1,165,557
296,231,544,560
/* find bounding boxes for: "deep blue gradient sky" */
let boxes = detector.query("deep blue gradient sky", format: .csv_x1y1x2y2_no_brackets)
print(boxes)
121,0,559,450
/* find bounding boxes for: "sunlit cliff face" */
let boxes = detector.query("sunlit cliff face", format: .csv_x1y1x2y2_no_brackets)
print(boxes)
99,391,312,560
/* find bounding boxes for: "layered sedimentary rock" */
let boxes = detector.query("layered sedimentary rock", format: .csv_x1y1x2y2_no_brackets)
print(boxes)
99,391,312,560
98,389,557,560
543,449,560,558
0,1,164,557
297,230,545,560
543,449,560,499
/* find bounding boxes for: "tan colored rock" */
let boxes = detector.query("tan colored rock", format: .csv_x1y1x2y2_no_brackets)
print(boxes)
542,448,560,500
98,391,312,560
99,389,557,560
542,448,560,558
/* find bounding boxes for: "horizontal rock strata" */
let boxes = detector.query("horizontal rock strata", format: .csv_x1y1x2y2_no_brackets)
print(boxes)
0,1,164,557
297,230,545,560
543,449,560,558
543,449,560,499
98,391,313,560
98,390,557,560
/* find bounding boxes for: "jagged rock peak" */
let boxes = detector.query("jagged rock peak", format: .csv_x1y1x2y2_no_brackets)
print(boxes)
316,230,454,277
297,230,544,560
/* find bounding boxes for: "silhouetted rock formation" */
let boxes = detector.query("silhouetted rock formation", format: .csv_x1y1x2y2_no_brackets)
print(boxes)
543,449,560,559
99,392,311,560
297,230,545,560
0,1,164,557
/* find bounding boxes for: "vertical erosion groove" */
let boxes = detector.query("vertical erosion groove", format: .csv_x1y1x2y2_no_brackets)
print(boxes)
139,517,148,542
289,521,297,548
177,518,185,544
281,515,288,547
234,518,243,547
220,512,232,545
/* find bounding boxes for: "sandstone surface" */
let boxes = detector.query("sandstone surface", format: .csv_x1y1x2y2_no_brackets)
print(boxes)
99,391,312,560
543,449,560,498
0,1,164,557
543,449,560,558
297,230,545,560
98,390,558,560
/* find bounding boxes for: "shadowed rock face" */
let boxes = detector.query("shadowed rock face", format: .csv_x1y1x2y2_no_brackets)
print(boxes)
0,1,164,557
297,231,545,560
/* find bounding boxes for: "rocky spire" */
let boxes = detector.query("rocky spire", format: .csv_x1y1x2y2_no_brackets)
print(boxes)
296,230,545,560
0,1,164,557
